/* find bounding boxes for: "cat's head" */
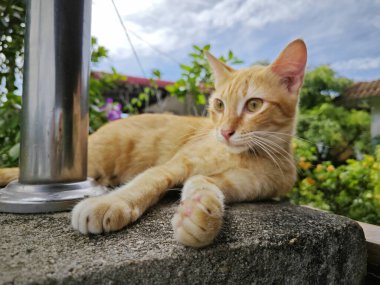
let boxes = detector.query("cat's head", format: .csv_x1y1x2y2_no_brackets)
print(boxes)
206,39,307,154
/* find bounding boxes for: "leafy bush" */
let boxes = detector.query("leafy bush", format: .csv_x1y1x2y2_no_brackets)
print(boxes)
0,0,26,94
291,144,380,224
299,65,352,111
124,69,162,115
0,92,21,167
89,68,126,133
297,103,371,163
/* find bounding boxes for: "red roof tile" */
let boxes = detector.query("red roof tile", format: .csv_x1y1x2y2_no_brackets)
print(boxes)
91,72,174,88
343,79,380,101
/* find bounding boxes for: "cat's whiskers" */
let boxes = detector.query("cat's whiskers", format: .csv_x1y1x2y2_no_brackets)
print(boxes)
248,130,313,145
245,138,285,178
247,134,292,157
242,129,305,177
244,135,303,175
237,133,289,156
249,136,297,169
251,132,291,145
247,141,285,179
248,144,259,160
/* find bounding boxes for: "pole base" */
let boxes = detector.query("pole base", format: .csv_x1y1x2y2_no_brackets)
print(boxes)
0,179,108,213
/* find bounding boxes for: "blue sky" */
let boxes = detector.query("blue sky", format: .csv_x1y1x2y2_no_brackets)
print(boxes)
92,0,380,82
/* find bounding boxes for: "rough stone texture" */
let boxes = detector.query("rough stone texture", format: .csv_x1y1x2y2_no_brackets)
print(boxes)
0,193,367,285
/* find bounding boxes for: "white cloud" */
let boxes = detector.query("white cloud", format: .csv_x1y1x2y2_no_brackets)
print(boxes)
91,0,380,81
91,0,313,59
91,0,168,58
196,0,312,29
331,56,380,71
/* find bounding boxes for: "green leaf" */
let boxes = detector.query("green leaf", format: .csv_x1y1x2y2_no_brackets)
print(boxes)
8,143,20,159
228,50,233,60
196,93,207,105
180,65,192,72
193,45,202,51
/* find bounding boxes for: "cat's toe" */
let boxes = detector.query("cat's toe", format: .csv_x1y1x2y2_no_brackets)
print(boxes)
172,191,223,248
102,201,132,232
71,196,131,234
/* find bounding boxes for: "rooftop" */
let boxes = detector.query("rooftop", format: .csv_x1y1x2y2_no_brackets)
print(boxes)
342,79,380,101
92,72,174,89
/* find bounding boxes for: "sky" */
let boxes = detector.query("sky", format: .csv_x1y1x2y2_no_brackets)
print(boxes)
91,0,380,83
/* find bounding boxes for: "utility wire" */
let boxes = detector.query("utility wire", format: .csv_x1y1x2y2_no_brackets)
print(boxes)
111,0,147,78
110,0,180,68
127,28,180,65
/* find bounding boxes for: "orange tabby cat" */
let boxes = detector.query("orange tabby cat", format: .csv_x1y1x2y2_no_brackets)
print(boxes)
0,39,307,247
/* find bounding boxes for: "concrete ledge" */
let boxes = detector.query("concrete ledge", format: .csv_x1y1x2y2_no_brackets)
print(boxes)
0,193,367,284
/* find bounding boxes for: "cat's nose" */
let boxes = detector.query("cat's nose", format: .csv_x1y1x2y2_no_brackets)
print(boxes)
221,129,235,141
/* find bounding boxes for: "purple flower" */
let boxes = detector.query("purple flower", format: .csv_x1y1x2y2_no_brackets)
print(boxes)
107,109,122,121
99,98,113,112
100,98,123,121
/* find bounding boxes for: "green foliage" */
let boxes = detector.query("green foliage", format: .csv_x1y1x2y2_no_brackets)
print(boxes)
91,37,108,63
125,69,161,114
290,146,380,225
0,92,21,167
297,103,371,163
300,65,352,111
291,65,375,223
0,0,25,167
89,68,126,133
0,0,26,94
166,44,242,114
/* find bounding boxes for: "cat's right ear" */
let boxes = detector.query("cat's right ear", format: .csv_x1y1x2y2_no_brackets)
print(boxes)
270,39,307,94
205,51,234,89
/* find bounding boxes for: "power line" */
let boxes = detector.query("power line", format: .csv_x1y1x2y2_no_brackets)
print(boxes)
111,0,147,78
127,28,180,65
110,0,180,69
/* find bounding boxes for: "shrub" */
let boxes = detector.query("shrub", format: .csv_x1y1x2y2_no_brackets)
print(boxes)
0,92,21,167
297,103,371,164
291,144,380,225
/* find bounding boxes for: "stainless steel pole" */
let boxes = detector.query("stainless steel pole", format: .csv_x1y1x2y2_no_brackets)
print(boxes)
0,0,106,213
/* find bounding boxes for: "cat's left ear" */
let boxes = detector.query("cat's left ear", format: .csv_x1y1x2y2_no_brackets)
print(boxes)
270,39,307,94
205,51,235,89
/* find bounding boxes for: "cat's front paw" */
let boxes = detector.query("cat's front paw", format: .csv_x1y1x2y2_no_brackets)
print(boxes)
71,194,135,234
172,190,223,248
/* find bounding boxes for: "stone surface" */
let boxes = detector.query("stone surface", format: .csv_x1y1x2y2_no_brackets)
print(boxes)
0,193,367,285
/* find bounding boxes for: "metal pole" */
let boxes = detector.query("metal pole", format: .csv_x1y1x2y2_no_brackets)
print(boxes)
0,0,106,213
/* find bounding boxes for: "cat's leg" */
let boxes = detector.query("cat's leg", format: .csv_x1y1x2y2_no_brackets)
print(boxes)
72,163,186,234
0,167,19,186
172,175,224,248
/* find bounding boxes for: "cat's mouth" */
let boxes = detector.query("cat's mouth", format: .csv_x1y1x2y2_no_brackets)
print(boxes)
223,140,250,154
215,131,249,153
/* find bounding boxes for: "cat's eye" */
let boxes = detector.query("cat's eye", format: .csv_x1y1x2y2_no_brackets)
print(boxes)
245,98,263,113
214,99,224,112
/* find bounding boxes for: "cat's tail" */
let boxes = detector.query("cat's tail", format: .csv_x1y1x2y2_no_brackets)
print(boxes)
0,168,19,187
